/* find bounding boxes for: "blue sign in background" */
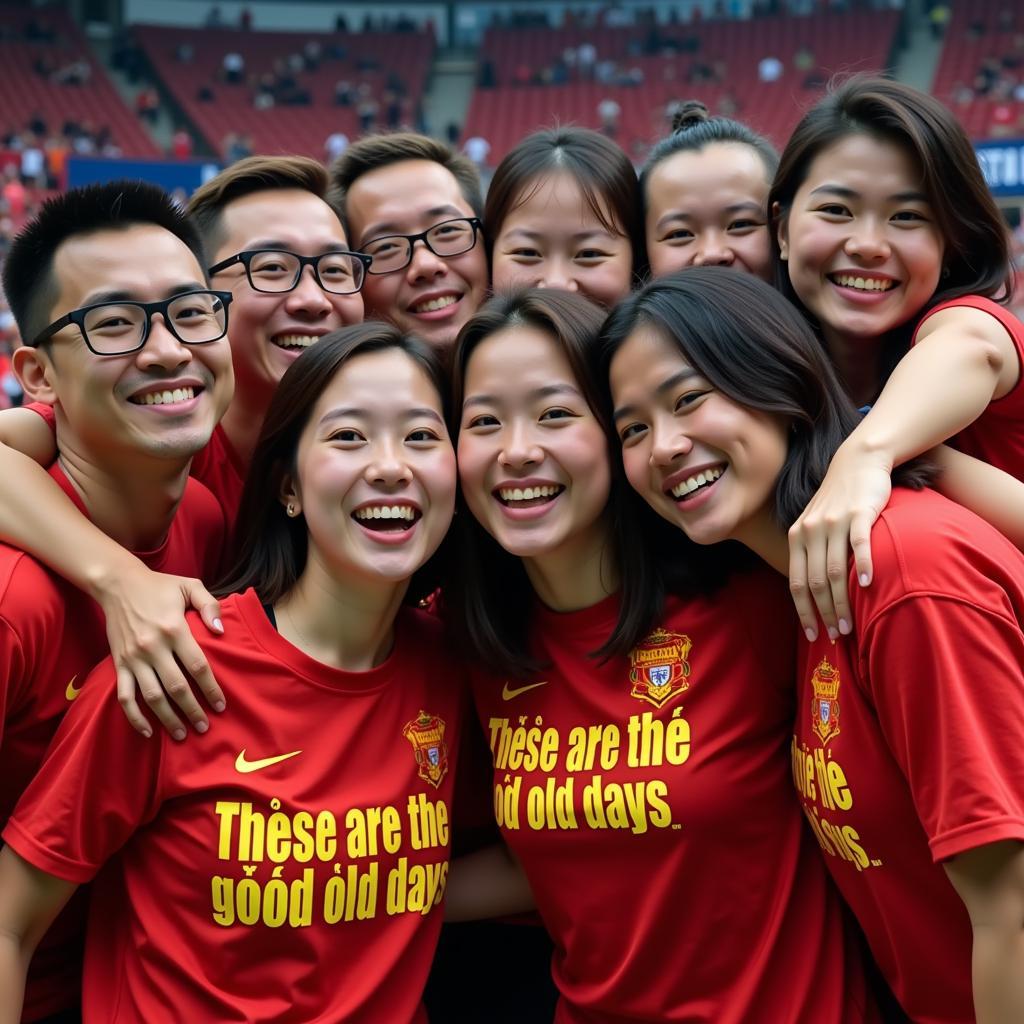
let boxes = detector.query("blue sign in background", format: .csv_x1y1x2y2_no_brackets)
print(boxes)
975,140,1024,198
67,157,220,195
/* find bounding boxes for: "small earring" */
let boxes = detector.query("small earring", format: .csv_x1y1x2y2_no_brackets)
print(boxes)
779,245,788,261
286,502,298,517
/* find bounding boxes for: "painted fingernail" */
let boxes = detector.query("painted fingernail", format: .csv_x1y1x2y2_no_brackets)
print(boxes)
173,728,186,741
213,700,226,713
142,730,152,739
195,720,209,734
859,573,870,586
827,626,839,642
839,618,851,635
804,627,817,642
212,618,224,632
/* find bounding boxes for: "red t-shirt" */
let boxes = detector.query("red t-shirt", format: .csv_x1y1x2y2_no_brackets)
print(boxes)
794,487,1024,1023
913,295,1024,480
5,589,466,1024
471,569,873,1023
0,462,224,1022
26,404,247,529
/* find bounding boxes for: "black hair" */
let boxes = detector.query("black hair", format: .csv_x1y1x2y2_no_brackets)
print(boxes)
2,180,207,345
217,322,451,606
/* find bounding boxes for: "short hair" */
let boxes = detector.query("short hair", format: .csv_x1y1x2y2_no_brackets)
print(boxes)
328,131,483,235
598,269,931,537
3,180,206,346
641,100,778,199
769,75,1013,380
217,321,450,606
187,155,335,255
484,126,646,280
446,287,702,678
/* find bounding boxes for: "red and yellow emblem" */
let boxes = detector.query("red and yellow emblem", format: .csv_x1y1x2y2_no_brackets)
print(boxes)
810,657,841,744
628,628,692,709
403,710,449,789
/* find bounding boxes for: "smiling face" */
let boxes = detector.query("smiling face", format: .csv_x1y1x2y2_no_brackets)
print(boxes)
210,188,364,406
346,160,489,350
491,170,634,307
286,348,456,588
31,223,233,465
779,133,945,350
609,323,786,549
645,142,772,281
457,324,610,566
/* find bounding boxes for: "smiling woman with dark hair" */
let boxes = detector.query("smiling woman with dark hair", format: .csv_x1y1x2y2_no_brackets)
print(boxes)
604,267,1024,1024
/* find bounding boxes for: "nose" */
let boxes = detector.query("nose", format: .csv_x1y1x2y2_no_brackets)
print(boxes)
284,264,333,317
535,258,578,292
136,313,192,372
844,217,891,262
649,415,692,467
498,420,543,468
693,232,734,268
366,435,412,485
406,238,447,281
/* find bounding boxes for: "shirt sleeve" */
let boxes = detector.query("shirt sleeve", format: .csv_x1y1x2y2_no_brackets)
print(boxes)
2,658,166,884
861,593,1024,863
23,401,56,431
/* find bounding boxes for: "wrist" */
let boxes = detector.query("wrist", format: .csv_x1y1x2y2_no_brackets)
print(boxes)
837,430,896,474
82,549,147,603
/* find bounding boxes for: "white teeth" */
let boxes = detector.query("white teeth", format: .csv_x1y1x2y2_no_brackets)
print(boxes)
670,466,723,498
498,484,560,501
414,295,458,313
833,274,895,292
274,334,319,349
354,505,416,521
141,386,195,406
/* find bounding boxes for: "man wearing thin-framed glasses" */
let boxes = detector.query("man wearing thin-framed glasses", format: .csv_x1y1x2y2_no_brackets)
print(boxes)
0,180,233,1022
331,132,490,351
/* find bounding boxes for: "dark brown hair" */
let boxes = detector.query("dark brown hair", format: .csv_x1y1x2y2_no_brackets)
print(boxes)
598,268,931,535
484,126,646,281
446,287,691,678
217,322,450,605
187,155,337,255
329,131,483,236
769,75,1013,386
641,100,778,200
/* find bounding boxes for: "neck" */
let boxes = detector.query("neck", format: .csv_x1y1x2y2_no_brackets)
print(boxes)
821,326,882,407
522,521,620,612
56,440,191,552
274,556,407,671
219,381,271,468
735,508,790,578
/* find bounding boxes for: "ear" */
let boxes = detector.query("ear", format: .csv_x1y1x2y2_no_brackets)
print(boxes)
279,471,301,518
772,201,789,261
12,346,58,404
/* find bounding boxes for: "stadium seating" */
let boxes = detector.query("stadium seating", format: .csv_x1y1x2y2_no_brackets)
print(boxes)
0,3,157,159
463,10,901,164
134,25,434,159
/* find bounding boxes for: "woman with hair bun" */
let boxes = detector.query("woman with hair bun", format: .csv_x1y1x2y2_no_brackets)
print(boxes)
486,126,643,307
641,100,778,280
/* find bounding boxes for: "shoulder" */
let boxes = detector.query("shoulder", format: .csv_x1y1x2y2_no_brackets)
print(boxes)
915,294,1024,350
0,546,66,623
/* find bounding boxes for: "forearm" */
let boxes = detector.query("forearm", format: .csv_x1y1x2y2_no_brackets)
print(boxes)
0,934,27,1024
0,444,144,597
931,445,1024,549
971,924,1024,1023
444,843,535,922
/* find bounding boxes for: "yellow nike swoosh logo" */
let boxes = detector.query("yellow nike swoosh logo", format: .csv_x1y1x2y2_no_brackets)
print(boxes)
501,680,548,701
65,675,82,701
234,748,303,774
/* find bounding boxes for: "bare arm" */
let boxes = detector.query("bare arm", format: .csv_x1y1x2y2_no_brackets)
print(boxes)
0,420,225,738
0,847,78,1024
789,305,1020,639
931,446,1024,550
444,843,536,922
944,841,1024,1023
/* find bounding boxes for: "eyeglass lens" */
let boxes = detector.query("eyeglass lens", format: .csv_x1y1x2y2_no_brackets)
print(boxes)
83,293,227,354
247,250,365,294
364,219,476,274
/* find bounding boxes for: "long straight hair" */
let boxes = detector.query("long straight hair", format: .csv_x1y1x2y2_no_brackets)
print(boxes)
446,287,684,678
598,269,931,534
216,322,450,605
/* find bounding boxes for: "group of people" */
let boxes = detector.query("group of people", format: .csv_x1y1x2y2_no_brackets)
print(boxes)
0,72,1021,1023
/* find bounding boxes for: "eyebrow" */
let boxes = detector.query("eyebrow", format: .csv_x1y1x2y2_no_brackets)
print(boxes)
655,201,764,233
243,239,350,254
318,405,445,427
462,382,584,411
808,184,929,203
502,227,618,242
613,368,699,421
80,282,209,305
360,205,467,242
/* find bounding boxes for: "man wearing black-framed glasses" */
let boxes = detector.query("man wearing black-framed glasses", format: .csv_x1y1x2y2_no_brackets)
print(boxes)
331,132,489,350
0,180,233,1023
